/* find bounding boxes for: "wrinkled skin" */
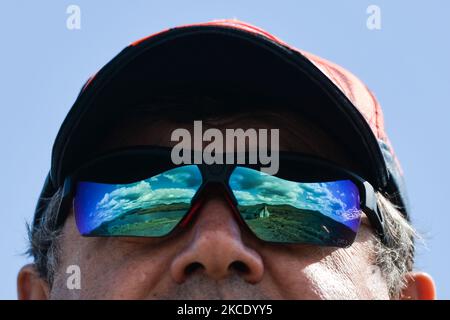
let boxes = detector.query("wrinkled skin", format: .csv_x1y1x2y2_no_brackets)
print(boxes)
18,113,436,299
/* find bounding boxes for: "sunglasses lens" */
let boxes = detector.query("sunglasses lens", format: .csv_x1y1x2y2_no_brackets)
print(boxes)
74,165,202,237
229,167,361,247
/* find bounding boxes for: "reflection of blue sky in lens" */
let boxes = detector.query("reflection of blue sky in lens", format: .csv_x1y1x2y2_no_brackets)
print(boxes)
230,167,360,228
75,165,202,232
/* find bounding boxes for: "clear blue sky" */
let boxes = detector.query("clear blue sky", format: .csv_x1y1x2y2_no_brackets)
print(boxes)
1,1,449,299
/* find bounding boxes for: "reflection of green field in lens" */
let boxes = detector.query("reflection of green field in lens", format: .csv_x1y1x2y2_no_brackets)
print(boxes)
89,203,190,237
238,204,356,247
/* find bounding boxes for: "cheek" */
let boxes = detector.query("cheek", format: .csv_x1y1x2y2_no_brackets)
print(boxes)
51,215,175,299
302,235,389,300
262,246,327,299
78,249,171,299
261,230,389,300
302,249,366,300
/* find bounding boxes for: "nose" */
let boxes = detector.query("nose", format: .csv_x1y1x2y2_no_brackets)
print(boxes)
170,187,264,284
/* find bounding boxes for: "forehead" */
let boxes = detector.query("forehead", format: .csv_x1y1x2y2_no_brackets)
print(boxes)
99,110,363,174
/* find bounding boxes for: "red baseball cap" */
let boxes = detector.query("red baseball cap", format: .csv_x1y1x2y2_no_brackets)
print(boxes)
34,20,409,227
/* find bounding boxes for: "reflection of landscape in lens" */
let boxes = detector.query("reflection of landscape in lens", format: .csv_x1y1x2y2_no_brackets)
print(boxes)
75,165,202,236
230,167,361,247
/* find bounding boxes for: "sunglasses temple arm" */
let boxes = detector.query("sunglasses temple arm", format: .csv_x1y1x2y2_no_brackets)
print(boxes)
362,181,390,245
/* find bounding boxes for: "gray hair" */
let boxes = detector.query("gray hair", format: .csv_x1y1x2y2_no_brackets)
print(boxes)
27,189,417,297
373,191,418,298
26,189,63,287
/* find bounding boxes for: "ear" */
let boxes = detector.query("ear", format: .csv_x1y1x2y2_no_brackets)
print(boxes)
400,272,436,300
17,264,50,300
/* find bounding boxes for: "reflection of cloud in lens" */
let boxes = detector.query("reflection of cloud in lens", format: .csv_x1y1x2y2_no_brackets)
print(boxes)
233,190,256,202
97,181,150,208
162,171,201,187
258,181,300,198
90,166,201,228
231,167,358,222
92,182,195,227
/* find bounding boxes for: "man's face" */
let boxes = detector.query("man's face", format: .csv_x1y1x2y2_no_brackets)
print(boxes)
47,112,390,299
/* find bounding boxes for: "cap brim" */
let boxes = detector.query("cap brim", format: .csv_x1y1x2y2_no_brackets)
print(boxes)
51,25,387,190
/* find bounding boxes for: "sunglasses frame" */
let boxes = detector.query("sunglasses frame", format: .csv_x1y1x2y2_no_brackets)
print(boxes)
57,146,386,247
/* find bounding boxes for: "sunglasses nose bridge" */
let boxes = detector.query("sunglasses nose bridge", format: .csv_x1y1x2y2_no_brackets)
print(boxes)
196,180,236,206
201,164,230,182
201,163,239,203
186,178,242,227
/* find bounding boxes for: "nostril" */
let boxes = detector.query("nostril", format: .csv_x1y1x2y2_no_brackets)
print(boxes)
184,262,204,276
229,261,250,274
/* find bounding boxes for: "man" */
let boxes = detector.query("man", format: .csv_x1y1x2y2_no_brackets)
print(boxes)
18,20,435,299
